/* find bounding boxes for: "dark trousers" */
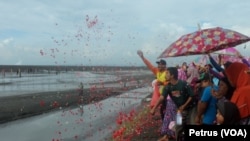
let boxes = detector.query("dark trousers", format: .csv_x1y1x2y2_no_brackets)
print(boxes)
175,106,197,141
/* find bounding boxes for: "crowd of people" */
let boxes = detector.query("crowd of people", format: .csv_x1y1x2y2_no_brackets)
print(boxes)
137,50,250,141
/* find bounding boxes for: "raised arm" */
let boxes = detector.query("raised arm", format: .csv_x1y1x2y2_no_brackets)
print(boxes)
208,54,224,72
209,68,223,79
137,50,157,74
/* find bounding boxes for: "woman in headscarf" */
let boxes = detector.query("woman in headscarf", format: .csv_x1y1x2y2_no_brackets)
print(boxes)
212,77,235,101
224,62,250,124
216,101,240,125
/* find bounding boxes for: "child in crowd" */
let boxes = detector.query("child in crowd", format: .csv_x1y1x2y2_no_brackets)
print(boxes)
216,101,240,125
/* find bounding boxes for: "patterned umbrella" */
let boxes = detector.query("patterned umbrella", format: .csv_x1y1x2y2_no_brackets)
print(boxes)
158,27,250,58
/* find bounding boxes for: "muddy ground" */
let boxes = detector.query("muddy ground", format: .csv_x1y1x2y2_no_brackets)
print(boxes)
0,74,154,124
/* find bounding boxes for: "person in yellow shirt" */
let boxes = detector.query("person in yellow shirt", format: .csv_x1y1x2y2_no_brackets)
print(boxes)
137,50,168,120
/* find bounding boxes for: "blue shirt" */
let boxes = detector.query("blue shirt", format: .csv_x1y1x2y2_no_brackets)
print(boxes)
201,86,218,124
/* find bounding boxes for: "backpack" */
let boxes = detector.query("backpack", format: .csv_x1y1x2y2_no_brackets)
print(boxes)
164,80,197,110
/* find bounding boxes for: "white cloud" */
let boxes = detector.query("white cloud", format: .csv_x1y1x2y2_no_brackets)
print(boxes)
200,23,215,29
0,38,13,47
0,0,250,66
2,38,13,45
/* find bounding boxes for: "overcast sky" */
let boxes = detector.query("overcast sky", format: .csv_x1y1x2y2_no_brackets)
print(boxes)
1,0,250,66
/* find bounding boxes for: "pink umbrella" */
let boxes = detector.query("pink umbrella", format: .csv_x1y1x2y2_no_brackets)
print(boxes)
213,47,247,63
194,47,250,67
158,27,250,58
